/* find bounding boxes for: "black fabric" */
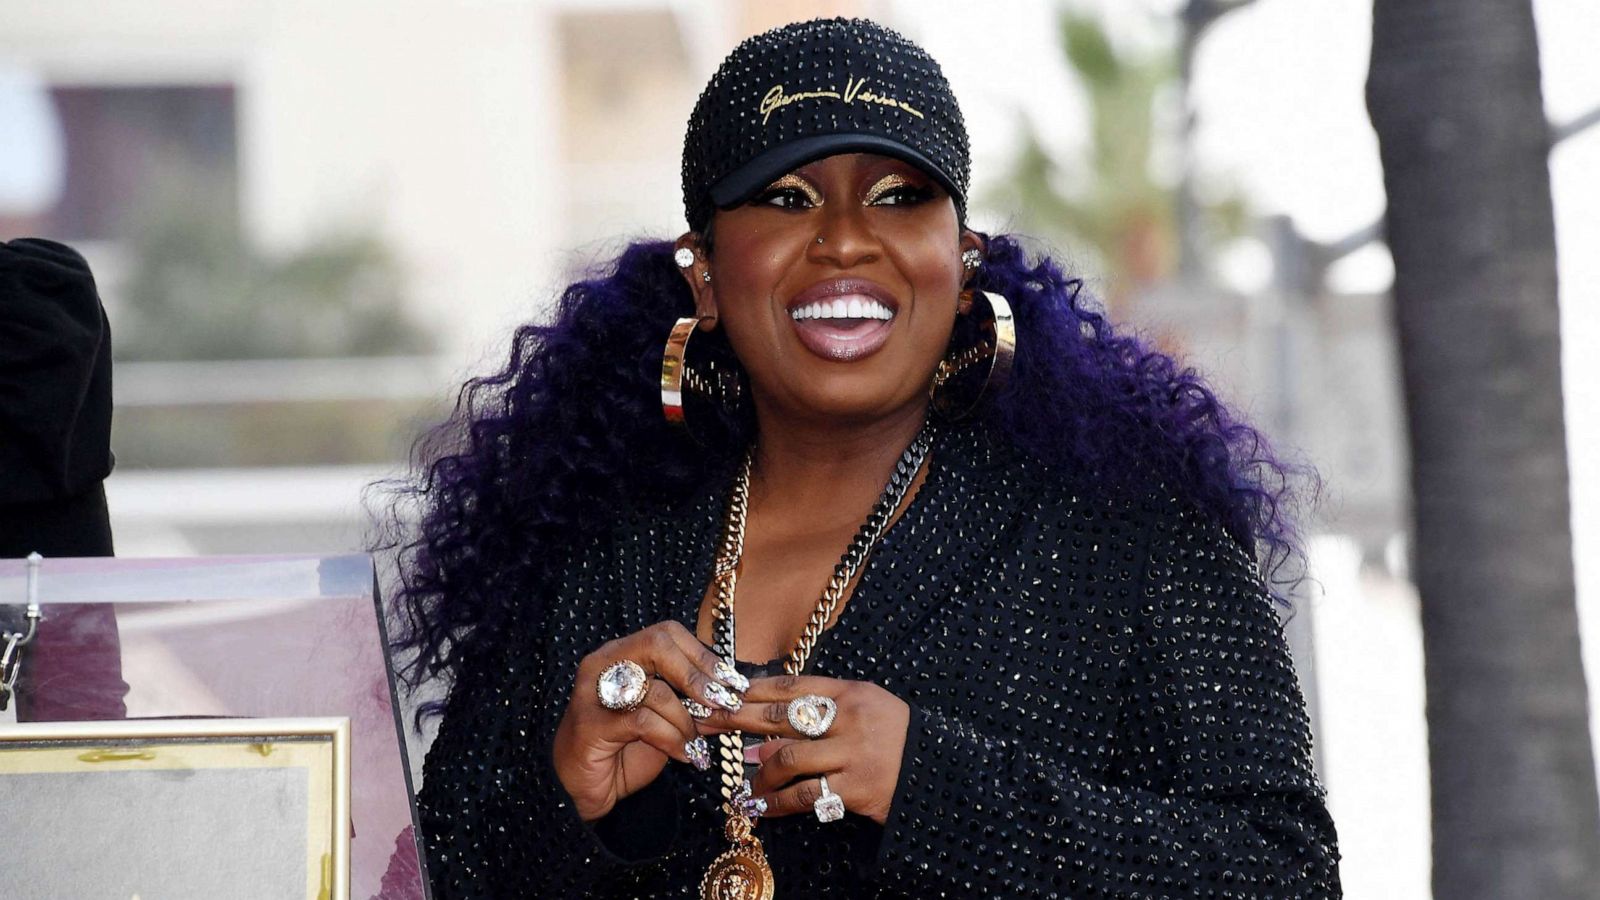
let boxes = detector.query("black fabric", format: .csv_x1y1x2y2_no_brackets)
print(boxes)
417,424,1342,898
682,18,971,231
0,238,115,508
0,237,123,717
0,484,114,558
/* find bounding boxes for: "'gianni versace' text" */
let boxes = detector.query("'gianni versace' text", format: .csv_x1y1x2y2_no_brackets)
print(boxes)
759,77,926,126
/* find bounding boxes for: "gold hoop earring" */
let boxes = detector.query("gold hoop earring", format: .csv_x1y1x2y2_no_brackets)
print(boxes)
930,290,1015,421
662,316,743,431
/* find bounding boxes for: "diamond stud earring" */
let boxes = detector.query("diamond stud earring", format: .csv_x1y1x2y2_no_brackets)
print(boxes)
675,247,696,268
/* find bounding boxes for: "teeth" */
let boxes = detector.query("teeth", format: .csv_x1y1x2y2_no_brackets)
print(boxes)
790,297,894,321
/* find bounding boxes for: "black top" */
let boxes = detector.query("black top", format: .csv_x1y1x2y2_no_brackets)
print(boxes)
417,425,1342,898
0,238,114,509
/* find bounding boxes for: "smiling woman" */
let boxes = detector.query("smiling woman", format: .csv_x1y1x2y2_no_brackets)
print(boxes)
385,17,1342,900
677,152,977,428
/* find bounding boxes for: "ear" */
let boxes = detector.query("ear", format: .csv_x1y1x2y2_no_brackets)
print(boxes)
956,229,986,316
673,232,719,330
959,229,986,282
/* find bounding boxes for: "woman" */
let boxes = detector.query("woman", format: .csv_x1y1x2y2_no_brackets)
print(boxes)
393,17,1341,899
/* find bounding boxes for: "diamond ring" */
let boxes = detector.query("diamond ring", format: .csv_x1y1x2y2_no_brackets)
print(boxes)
814,775,845,823
596,659,648,711
786,694,837,739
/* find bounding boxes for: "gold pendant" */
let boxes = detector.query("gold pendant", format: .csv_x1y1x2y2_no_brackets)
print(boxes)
700,812,774,900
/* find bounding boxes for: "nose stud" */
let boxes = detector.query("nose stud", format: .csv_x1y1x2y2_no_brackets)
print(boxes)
816,236,825,244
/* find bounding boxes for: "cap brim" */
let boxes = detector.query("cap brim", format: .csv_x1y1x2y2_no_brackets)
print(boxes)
708,133,965,214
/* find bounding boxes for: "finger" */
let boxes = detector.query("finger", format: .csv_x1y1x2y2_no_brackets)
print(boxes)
754,737,795,765
603,703,698,767
637,678,697,739
636,683,716,772
756,773,843,820
581,622,743,714
700,692,843,740
738,673,846,702
700,696,807,738
632,622,747,712
748,737,849,796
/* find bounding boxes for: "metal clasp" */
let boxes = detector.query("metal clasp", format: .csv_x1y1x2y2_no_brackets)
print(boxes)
0,552,45,711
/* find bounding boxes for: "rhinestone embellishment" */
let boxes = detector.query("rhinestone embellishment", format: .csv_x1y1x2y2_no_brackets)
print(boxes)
686,736,713,771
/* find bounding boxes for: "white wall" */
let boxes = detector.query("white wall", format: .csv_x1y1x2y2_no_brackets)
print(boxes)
0,0,566,359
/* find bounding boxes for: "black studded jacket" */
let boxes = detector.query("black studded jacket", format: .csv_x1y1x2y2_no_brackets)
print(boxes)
417,424,1342,898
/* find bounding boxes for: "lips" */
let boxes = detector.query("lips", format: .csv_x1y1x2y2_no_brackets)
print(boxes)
785,278,900,362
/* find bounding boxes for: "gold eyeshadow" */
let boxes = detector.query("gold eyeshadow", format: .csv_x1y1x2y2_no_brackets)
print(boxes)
761,174,824,206
862,173,913,205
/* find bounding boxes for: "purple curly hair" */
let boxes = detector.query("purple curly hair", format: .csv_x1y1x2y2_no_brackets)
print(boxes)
380,234,1317,717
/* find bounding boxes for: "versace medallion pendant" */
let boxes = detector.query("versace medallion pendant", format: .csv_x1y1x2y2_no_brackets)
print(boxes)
700,814,774,900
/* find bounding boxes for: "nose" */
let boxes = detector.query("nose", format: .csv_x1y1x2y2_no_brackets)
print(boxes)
807,202,881,269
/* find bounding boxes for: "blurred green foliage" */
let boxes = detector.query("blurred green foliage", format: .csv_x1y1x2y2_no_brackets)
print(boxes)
115,169,435,361
105,167,442,467
987,7,1248,309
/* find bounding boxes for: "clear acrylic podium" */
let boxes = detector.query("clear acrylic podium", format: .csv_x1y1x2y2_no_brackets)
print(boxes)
0,554,429,900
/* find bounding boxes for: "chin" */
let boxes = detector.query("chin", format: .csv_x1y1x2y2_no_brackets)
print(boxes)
764,365,932,425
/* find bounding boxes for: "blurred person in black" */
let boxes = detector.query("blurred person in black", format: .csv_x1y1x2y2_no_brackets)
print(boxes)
0,236,127,719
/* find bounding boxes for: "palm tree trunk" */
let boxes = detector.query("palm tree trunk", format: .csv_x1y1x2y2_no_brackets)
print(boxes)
1366,1,1600,897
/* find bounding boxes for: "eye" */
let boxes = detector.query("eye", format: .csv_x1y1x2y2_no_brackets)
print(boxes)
751,174,822,210
869,185,935,207
863,173,937,207
754,187,818,210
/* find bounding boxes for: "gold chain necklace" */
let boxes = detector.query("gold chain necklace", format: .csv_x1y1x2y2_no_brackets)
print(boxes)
699,424,934,900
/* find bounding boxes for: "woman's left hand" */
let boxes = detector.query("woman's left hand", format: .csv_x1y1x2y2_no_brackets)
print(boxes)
697,674,909,825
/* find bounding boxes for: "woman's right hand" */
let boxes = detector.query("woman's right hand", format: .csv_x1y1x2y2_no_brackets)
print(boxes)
552,621,745,822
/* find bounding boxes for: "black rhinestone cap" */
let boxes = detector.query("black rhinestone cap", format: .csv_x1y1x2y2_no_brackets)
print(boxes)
682,17,972,231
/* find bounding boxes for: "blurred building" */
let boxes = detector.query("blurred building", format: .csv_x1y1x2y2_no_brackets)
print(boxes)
0,0,890,556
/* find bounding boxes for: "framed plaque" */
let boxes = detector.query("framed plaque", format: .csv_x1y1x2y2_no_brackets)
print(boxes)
0,717,350,900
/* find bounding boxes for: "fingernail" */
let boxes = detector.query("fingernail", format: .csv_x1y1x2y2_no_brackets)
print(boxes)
731,779,765,819
704,682,743,712
685,736,711,771
743,744,762,764
682,697,713,719
714,660,751,693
